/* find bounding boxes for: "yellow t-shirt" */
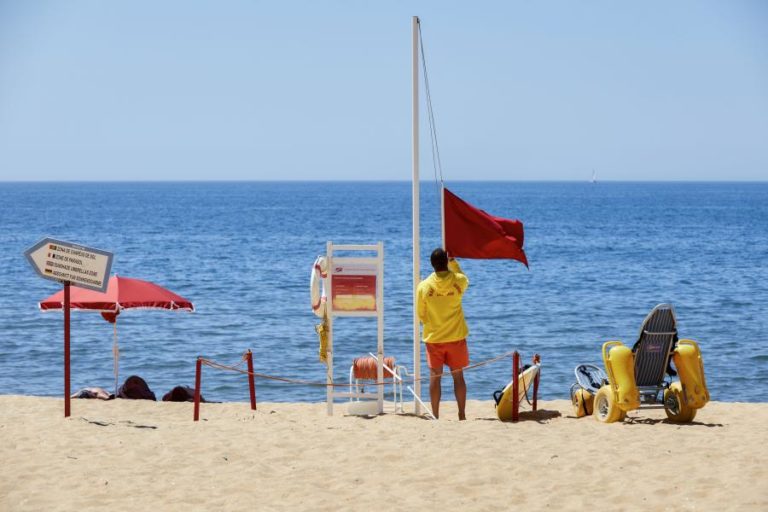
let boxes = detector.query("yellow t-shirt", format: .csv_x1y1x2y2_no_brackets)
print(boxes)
417,260,469,343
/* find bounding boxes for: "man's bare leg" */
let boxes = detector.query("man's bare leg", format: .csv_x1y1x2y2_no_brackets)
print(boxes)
429,368,442,419
452,369,467,420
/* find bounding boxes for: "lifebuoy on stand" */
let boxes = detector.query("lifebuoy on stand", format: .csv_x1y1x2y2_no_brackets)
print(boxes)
310,256,328,317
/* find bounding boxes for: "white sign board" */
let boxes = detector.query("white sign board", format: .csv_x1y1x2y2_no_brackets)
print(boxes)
25,238,114,292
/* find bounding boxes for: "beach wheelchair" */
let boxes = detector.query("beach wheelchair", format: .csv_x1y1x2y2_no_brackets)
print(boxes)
571,304,709,423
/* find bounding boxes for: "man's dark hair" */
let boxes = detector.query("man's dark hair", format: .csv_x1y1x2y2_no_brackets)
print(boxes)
430,248,449,271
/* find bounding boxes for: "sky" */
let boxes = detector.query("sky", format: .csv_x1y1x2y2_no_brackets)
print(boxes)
0,1,766,181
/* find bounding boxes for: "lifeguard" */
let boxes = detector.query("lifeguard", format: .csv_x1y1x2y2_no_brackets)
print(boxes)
417,248,470,420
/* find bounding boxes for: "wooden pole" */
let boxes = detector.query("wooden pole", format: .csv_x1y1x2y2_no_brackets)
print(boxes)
64,281,71,418
512,351,520,422
247,350,256,411
532,353,541,412
194,357,202,421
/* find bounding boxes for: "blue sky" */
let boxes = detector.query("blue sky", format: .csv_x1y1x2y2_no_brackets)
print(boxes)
0,1,766,181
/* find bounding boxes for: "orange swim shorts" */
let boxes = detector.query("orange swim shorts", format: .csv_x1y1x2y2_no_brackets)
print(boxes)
426,339,469,371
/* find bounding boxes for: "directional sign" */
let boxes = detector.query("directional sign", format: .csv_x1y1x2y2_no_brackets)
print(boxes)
25,238,114,292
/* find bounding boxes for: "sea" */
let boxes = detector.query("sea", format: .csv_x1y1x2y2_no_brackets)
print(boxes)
0,181,766,404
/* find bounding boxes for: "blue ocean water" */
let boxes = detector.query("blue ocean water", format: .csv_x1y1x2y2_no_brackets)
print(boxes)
0,181,766,403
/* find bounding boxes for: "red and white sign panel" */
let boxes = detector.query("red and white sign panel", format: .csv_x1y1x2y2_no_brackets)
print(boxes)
331,263,377,313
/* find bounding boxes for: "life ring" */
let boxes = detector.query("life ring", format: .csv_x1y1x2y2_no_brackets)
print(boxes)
310,256,328,317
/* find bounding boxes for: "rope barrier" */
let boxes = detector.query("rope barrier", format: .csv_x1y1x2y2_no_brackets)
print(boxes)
193,349,541,422
199,349,518,388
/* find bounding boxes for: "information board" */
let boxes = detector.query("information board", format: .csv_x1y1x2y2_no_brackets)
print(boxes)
331,262,378,313
25,238,114,293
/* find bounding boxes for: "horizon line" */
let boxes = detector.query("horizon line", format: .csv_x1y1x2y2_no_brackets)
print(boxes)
1,178,766,184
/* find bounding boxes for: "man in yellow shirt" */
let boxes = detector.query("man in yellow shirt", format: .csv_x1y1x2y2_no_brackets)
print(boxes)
417,248,470,420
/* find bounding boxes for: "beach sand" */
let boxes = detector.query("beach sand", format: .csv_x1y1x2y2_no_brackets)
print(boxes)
1,396,765,511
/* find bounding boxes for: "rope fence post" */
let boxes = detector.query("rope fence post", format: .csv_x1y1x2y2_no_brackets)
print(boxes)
194,357,202,422
532,353,541,412
246,350,256,411
512,351,520,422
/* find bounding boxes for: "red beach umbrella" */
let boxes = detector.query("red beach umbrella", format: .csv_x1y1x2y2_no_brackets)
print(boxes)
39,275,194,395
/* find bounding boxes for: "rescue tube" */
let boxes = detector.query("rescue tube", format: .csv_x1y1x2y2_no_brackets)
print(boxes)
602,341,640,412
673,339,709,410
494,364,539,421
310,256,328,317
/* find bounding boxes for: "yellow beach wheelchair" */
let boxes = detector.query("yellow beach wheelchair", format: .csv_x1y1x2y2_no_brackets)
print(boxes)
569,364,605,417
574,304,709,423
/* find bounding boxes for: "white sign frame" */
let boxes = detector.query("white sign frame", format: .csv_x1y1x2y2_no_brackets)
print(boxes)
324,242,384,416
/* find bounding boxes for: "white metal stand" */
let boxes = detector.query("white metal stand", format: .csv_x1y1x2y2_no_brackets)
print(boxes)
324,242,385,416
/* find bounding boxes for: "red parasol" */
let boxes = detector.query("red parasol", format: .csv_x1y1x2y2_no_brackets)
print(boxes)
39,275,194,394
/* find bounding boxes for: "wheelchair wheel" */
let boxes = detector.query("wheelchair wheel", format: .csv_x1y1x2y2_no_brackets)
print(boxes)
570,384,594,417
664,382,697,423
593,385,624,423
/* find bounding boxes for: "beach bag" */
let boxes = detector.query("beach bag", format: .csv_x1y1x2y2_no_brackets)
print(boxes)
162,385,203,402
117,375,157,401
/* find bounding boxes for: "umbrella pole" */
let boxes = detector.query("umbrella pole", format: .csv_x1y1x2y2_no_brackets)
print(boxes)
113,320,119,397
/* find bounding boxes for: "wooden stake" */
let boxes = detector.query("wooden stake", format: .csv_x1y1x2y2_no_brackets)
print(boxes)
194,357,202,421
512,351,520,422
532,353,541,412
247,350,256,411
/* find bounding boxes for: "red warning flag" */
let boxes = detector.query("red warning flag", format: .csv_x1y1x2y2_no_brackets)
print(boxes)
443,187,528,267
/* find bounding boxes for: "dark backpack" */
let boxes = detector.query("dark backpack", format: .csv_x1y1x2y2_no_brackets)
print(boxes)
117,375,156,401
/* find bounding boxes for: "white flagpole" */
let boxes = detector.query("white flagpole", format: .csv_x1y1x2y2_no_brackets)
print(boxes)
412,15,422,415
441,183,446,249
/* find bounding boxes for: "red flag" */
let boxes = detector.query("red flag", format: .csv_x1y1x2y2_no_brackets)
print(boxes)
443,187,528,267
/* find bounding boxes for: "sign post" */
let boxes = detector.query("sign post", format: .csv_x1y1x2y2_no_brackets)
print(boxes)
25,238,114,418
64,281,71,417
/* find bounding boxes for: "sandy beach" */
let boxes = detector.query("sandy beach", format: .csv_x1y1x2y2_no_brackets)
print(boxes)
0,396,765,511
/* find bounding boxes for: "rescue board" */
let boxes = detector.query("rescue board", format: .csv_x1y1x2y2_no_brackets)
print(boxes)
495,364,540,421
